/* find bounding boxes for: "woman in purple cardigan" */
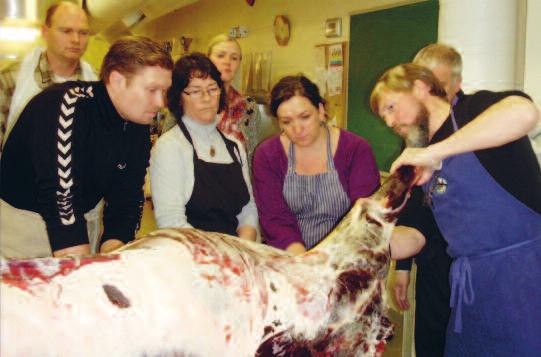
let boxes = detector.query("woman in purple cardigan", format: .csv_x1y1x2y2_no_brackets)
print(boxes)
252,75,380,254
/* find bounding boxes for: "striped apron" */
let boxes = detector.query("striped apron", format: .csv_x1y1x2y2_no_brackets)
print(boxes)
283,125,350,249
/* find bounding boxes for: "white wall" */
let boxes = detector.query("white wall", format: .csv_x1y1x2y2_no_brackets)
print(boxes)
83,0,541,110
524,0,541,106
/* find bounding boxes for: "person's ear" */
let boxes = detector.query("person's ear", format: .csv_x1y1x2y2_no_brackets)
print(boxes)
413,79,430,99
41,24,50,41
318,102,326,122
109,70,127,91
454,75,463,92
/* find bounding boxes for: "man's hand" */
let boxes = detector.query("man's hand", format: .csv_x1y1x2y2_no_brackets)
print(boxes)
393,270,411,310
53,244,90,257
390,147,443,185
100,239,124,253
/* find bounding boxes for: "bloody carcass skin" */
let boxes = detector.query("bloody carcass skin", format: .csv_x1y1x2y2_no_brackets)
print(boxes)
0,166,415,357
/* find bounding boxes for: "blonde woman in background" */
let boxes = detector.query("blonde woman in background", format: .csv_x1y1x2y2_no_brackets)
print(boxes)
207,34,257,149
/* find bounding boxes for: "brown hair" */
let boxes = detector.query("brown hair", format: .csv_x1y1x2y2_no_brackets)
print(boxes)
167,52,227,120
44,1,88,27
269,75,325,117
370,63,446,115
100,36,173,83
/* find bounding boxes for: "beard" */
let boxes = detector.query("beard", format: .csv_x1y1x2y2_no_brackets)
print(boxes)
404,103,430,148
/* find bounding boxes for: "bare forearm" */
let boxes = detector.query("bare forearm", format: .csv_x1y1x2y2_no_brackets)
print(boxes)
100,239,124,253
432,96,540,161
390,226,425,260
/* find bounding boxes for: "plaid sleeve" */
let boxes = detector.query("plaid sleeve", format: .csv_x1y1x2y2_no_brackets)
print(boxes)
0,62,19,147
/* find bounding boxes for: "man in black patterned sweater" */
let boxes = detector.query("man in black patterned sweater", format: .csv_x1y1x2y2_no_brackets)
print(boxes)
0,36,172,258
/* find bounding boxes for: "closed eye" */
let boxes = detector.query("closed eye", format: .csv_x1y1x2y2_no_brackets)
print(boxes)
188,89,203,96
279,119,291,125
208,87,220,95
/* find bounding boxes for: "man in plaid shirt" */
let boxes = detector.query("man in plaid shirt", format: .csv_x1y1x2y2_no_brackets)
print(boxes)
0,1,96,150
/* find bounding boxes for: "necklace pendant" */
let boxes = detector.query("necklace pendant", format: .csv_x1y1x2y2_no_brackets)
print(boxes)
210,145,216,157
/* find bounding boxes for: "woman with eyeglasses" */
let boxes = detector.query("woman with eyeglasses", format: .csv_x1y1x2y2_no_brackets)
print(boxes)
162,35,259,159
150,53,258,240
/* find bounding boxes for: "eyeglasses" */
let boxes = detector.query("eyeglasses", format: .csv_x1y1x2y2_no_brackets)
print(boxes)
183,86,221,99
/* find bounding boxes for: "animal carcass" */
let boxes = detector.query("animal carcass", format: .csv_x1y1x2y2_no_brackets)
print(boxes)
0,166,415,357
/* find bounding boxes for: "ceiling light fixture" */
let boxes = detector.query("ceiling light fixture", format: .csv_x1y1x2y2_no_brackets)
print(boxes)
0,26,40,42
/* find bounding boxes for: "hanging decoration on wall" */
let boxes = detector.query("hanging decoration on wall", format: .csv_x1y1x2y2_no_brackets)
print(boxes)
162,40,173,54
314,42,348,128
181,36,193,53
273,15,291,46
325,17,342,38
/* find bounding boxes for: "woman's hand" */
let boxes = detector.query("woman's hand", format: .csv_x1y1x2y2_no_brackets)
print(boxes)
237,225,257,241
285,242,306,255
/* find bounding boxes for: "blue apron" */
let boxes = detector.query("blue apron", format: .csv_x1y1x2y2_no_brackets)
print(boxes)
423,111,541,356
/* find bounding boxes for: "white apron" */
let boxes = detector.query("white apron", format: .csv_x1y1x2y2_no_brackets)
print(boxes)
0,199,103,258
1,48,101,256
4,47,97,142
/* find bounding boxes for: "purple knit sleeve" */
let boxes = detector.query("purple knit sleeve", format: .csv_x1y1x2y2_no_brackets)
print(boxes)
252,137,304,250
335,130,380,202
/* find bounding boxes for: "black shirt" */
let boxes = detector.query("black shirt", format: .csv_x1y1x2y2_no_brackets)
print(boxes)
1,81,151,251
398,90,541,245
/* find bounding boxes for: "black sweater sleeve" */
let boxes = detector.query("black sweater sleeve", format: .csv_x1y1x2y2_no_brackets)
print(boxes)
102,124,151,244
31,89,89,251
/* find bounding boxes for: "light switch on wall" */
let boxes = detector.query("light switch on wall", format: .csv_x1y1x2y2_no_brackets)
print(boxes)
229,26,248,38
238,26,248,38
228,27,238,38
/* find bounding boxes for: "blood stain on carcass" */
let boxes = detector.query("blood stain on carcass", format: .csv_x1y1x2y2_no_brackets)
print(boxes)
1,255,120,291
335,269,372,302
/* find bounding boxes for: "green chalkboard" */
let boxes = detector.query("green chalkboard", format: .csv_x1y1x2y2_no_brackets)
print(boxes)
347,1,438,171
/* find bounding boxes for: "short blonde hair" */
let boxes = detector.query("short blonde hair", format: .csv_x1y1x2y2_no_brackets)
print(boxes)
370,63,446,115
413,43,462,80
207,34,242,59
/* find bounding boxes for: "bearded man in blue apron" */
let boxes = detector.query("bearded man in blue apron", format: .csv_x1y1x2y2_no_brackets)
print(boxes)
370,63,541,356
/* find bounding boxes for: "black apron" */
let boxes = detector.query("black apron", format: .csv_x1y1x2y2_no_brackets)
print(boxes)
178,120,249,236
